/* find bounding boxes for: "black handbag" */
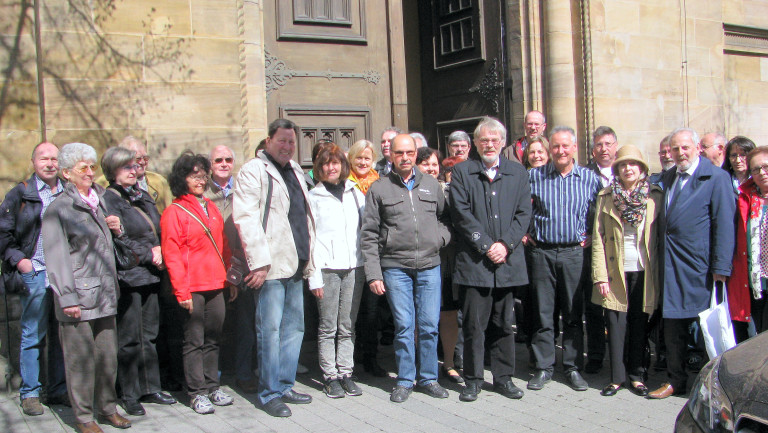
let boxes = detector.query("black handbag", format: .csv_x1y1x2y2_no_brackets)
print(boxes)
113,235,139,270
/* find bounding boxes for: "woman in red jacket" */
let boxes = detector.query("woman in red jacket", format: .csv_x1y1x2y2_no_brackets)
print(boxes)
730,145,768,343
161,151,236,414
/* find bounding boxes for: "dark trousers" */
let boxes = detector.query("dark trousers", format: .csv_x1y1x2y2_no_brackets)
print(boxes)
157,275,185,388
116,284,161,401
356,286,382,359
182,290,225,398
59,316,118,423
663,317,698,391
583,248,606,362
604,271,649,384
529,245,586,373
462,286,517,384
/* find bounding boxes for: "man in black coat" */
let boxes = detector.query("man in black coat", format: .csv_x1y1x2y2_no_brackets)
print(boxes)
450,117,532,402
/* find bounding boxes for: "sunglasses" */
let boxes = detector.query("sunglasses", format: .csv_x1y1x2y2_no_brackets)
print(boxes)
213,157,234,164
73,164,97,174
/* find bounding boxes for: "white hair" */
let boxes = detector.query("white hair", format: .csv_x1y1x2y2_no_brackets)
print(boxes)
59,142,98,169
410,132,428,148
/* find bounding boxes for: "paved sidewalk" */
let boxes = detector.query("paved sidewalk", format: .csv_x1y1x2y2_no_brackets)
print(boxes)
0,342,687,433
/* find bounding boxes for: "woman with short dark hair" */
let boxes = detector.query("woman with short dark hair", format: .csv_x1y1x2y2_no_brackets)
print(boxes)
161,151,235,414
723,136,757,193
308,144,366,398
101,147,176,416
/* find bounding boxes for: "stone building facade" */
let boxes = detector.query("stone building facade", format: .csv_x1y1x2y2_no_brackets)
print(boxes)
1,0,767,192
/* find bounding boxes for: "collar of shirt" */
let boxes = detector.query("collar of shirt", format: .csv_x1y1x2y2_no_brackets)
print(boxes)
264,151,292,172
483,158,501,180
545,160,583,179
598,165,613,187
212,176,234,197
397,168,417,191
34,175,63,195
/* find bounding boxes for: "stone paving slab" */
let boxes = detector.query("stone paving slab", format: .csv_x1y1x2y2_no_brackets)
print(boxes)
0,342,688,433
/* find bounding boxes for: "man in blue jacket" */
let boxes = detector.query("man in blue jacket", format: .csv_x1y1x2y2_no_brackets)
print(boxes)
0,142,68,415
450,117,532,402
648,128,736,399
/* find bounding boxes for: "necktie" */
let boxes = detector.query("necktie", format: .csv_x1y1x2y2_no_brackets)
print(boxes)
669,172,688,208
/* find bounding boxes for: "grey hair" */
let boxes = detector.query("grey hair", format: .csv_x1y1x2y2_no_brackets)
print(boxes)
101,147,136,182
660,134,672,147
447,130,471,146
380,126,403,137
473,116,507,143
705,132,726,147
59,142,98,170
410,132,428,148
209,145,235,161
670,127,700,148
549,126,577,145
347,139,378,163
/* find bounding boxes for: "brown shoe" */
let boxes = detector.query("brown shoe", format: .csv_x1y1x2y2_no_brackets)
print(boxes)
21,397,44,416
99,413,132,429
647,383,677,399
75,422,104,433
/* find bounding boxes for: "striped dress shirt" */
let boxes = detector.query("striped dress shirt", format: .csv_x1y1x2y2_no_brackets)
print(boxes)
528,162,601,244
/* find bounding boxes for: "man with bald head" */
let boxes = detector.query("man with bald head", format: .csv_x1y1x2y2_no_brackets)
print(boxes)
0,142,68,415
503,110,547,162
361,134,451,403
699,132,726,168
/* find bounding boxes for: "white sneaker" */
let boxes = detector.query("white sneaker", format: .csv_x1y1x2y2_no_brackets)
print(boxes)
208,389,234,406
191,395,214,414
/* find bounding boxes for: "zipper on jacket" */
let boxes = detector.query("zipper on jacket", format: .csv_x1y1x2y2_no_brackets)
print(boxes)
410,189,419,265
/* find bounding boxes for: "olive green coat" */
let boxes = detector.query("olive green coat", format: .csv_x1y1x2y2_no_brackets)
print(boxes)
591,184,662,314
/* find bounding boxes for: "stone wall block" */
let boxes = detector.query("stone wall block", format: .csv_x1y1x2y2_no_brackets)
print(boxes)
95,0,191,36
41,32,144,81
604,1,640,34
592,65,642,98
145,36,240,83
138,83,242,130
191,0,239,38
0,130,42,185
43,80,140,131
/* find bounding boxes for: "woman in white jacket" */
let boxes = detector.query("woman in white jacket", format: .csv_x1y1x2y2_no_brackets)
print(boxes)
308,144,366,399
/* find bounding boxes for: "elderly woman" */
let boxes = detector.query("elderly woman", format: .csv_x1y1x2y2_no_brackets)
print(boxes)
42,142,131,433
723,136,757,193
100,147,176,416
592,145,661,397
348,139,379,195
522,137,551,169
160,152,235,414
347,139,386,376
308,144,366,398
729,146,768,343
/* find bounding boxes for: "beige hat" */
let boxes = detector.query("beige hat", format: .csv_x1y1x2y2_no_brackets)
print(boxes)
611,145,648,177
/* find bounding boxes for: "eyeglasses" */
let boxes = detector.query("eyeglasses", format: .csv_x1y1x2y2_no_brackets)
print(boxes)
449,143,469,149
478,138,501,145
121,164,140,171
750,165,768,175
72,164,96,174
594,141,616,149
188,174,209,183
213,157,234,164
392,150,416,157
135,156,150,163
729,154,747,161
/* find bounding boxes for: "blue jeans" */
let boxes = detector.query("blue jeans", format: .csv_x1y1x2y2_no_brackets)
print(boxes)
254,273,304,404
19,270,66,399
382,266,441,388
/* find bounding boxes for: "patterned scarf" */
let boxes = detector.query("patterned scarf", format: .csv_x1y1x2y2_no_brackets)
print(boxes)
611,177,649,227
79,188,100,214
349,169,379,195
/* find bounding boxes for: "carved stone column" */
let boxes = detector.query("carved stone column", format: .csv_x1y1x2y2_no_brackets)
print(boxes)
542,0,580,135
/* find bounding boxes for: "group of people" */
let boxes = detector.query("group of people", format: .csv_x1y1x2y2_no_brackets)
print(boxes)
1,111,763,432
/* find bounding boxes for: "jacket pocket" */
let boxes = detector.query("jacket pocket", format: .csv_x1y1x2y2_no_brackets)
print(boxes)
416,190,437,214
74,276,101,310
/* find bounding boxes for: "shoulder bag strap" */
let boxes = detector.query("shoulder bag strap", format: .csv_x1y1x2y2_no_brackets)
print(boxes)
171,202,225,268
351,188,363,230
108,188,158,242
262,175,273,230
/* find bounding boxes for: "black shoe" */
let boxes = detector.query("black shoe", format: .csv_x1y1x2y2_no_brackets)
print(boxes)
459,382,480,402
281,389,312,404
390,385,412,403
584,359,603,374
453,353,464,371
628,381,649,397
263,398,291,417
419,382,448,399
527,370,552,390
363,360,387,377
324,379,346,399
122,399,146,416
600,383,622,397
340,376,362,396
493,380,524,399
566,371,589,391
140,392,177,405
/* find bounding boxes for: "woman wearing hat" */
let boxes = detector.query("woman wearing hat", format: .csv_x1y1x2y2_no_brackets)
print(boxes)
591,145,662,397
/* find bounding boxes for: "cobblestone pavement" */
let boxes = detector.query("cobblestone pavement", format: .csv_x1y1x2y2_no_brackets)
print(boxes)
0,342,688,433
